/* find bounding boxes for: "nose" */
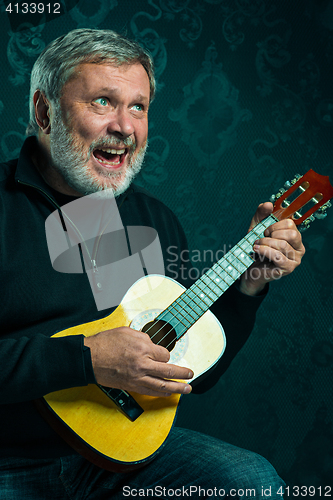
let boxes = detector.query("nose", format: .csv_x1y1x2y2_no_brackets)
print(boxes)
107,107,135,139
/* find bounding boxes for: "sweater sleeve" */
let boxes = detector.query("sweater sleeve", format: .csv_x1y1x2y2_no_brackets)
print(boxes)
0,334,96,404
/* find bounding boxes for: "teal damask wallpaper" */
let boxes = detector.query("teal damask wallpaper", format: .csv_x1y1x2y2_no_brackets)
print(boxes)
1,0,333,490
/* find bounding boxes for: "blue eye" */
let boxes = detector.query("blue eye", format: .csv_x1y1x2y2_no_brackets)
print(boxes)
95,98,108,106
132,104,143,111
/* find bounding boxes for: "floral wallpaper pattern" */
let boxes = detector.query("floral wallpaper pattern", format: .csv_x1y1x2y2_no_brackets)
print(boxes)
0,0,332,488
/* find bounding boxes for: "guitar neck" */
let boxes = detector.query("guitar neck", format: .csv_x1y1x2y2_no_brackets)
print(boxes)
157,214,278,340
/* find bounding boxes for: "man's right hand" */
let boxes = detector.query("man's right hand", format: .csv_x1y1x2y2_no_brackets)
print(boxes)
83,327,193,397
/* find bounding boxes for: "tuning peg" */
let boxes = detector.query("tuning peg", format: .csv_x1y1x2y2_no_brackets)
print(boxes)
284,180,292,189
314,211,328,220
299,218,312,232
291,174,302,185
314,201,331,219
299,224,309,232
299,215,315,231
269,190,283,202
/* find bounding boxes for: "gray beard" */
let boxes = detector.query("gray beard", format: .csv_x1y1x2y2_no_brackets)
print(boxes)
49,110,146,198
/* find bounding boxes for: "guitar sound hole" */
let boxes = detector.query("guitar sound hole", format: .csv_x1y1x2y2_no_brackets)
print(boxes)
142,320,177,352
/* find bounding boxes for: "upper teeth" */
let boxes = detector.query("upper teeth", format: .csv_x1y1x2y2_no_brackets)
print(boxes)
100,148,125,154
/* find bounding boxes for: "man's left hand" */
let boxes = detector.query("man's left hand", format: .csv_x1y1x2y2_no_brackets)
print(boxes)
239,202,305,296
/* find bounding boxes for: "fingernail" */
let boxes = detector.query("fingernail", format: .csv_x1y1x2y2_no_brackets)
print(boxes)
184,385,192,394
253,245,259,251
188,371,194,379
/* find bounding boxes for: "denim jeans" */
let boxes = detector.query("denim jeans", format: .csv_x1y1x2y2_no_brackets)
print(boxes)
0,427,285,499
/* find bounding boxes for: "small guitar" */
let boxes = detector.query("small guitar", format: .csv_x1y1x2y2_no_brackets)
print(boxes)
36,169,333,472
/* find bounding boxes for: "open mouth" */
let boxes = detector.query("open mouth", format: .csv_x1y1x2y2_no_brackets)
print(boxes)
93,147,127,168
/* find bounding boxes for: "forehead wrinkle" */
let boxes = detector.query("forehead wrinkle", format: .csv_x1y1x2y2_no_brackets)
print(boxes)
61,63,150,102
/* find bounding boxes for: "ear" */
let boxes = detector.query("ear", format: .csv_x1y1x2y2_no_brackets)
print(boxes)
33,90,52,134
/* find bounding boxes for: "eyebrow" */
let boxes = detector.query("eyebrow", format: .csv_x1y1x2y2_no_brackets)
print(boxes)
96,87,149,103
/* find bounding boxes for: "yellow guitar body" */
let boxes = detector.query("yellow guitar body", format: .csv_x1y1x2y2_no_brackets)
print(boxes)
38,170,333,472
41,275,225,471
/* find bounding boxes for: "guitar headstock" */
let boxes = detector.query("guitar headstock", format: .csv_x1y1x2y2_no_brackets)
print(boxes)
270,169,333,231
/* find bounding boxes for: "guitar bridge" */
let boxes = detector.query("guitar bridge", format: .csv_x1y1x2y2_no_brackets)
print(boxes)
98,385,144,422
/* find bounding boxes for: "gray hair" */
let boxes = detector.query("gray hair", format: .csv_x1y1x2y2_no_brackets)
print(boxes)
26,28,155,136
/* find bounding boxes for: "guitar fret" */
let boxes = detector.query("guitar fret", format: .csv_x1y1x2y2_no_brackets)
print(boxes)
168,303,193,329
232,244,254,266
193,284,215,307
238,240,254,255
196,277,220,302
186,288,210,314
251,227,263,239
209,264,227,285
223,261,240,279
244,232,258,245
214,261,237,282
224,253,247,274
205,268,229,292
174,296,199,322
157,214,279,337
201,274,224,297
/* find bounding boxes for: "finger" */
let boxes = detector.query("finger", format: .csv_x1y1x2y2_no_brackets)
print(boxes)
147,361,194,381
150,342,171,363
140,376,192,396
123,330,172,363
133,381,191,398
264,219,302,243
134,388,173,398
254,235,302,261
248,202,273,232
263,219,298,238
135,329,172,363
253,243,296,271
258,229,304,255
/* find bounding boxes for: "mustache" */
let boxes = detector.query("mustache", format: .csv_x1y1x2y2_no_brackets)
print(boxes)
81,136,137,165
89,136,136,154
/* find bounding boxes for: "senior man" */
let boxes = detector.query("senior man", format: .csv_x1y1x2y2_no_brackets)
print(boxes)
0,29,304,499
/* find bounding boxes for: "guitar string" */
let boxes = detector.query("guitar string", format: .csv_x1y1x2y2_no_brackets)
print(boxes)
157,232,274,351
143,219,272,350
145,256,240,343
146,225,264,349
162,251,244,329
158,241,256,351
145,214,277,350
152,258,247,351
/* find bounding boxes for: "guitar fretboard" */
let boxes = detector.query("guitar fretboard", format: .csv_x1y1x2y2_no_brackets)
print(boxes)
156,214,278,339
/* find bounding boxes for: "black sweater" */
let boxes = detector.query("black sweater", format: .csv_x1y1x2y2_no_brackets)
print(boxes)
0,137,266,459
